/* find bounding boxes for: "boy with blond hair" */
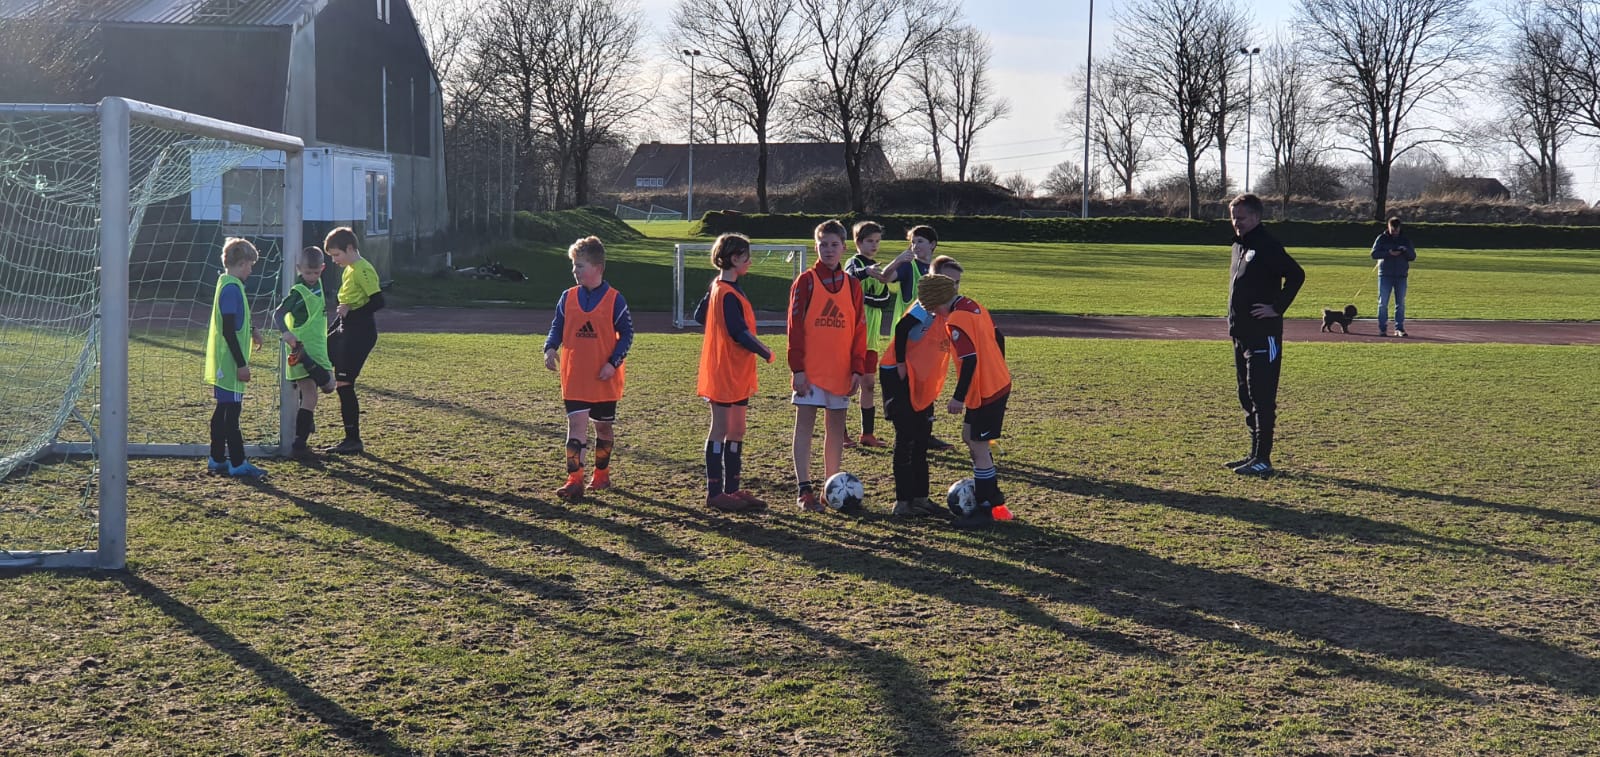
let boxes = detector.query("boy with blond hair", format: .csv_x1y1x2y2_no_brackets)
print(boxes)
842,220,894,448
787,220,867,512
204,237,266,478
545,236,634,500
274,246,337,456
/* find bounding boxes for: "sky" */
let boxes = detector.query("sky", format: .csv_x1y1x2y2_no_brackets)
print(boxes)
632,0,1600,204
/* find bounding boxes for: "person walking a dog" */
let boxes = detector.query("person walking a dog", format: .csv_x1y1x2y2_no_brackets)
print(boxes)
1371,217,1416,337
1225,194,1305,477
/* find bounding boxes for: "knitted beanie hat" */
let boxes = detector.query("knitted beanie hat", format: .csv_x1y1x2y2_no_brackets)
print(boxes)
917,274,958,310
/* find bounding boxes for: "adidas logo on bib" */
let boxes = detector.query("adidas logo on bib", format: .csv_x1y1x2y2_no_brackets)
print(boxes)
576,321,598,338
814,300,847,329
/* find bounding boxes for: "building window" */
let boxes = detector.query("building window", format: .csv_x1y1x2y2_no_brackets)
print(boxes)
365,170,390,235
221,167,285,235
636,177,665,188
376,0,390,23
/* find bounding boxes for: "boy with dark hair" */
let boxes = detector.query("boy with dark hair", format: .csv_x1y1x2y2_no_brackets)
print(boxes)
545,236,634,500
1371,216,1416,337
842,220,894,448
274,246,337,457
1225,193,1305,476
204,237,266,478
694,233,775,513
324,227,384,455
787,219,867,512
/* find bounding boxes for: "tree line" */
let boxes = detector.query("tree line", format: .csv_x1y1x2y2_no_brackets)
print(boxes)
1062,0,1600,220
419,0,1010,221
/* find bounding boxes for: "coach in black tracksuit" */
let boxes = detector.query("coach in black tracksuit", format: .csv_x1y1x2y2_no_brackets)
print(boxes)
1225,194,1305,476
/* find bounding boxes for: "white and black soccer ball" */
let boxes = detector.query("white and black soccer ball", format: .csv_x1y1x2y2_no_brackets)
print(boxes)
946,477,978,517
823,471,865,511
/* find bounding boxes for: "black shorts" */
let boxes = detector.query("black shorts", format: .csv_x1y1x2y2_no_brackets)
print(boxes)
963,392,1008,441
329,322,377,383
711,398,750,408
564,400,618,422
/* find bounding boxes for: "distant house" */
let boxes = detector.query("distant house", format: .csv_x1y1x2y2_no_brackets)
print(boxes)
614,141,894,191
0,0,447,272
1428,177,1512,200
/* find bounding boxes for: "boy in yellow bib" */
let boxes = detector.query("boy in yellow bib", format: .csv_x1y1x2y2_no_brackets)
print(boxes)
204,238,266,478
274,246,337,456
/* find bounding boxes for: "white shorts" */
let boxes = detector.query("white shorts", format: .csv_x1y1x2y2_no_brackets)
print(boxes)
791,384,850,410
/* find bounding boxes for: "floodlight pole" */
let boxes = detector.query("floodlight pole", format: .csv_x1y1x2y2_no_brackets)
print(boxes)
1081,0,1094,218
1240,46,1261,193
681,49,701,222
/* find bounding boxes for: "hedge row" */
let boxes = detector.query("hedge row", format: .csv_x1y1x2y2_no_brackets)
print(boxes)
513,206,643,244
691,212,1600,249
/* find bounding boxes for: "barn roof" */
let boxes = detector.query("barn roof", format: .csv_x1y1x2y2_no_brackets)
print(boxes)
0,0,324,27
614,141,893,190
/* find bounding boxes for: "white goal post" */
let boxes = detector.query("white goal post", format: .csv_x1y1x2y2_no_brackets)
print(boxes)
0,97,303,570
672,243,809,329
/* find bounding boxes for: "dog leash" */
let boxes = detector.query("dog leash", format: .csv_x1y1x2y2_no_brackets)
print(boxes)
1349,260,1381,302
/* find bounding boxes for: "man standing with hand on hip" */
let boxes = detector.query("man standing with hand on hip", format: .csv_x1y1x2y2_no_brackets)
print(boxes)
1225,193,1305,477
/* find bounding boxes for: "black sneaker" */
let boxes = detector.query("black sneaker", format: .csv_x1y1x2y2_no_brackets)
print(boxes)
927,436,953,450
950,507,996,529
1232,459,1275,476
325,438,365,455
1223,455,1253,469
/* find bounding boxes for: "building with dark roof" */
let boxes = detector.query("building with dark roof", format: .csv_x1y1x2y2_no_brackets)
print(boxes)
614,141,894,191
0,0,447,270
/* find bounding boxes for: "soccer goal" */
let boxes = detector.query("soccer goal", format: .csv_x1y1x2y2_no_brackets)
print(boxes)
614,203,685,222
0,98,303,570
672,243,808,329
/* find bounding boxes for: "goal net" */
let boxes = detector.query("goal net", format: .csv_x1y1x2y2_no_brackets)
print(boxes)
0,98,303,569
672,243,809,329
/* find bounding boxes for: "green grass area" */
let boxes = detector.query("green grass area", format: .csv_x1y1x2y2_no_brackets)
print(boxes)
4,334,1598,753
400,230,1600,321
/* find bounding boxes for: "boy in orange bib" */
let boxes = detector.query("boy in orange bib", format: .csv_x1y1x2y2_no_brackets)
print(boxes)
693,233,775,513
879,274,957,517
932,277,1014,528
787,220,868,512
543,236,633,501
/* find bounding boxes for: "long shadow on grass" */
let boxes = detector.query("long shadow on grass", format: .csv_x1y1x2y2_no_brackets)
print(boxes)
1004,460,1551,563
309,454,968,754
118,574,408,755
328,453,1495,704
598,488,1475,702
1295,472,1600,528
1000,459,1600,698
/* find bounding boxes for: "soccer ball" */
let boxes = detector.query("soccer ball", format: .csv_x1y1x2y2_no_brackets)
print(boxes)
823,471,865,511
946,477,978,517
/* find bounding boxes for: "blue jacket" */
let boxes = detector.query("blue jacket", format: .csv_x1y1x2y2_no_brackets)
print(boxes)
1371,232,1416,277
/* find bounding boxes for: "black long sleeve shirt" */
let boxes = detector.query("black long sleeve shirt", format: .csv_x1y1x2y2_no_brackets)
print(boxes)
1228,224,1305,340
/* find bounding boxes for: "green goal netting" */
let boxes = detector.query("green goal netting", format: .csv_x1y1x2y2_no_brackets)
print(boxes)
1,98,303,569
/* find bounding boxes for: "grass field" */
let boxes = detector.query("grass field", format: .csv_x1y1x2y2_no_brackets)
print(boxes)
396,225,1600,321
4,334,1599,753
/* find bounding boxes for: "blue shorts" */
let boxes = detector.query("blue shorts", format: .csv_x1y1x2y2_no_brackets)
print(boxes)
213,387,244,403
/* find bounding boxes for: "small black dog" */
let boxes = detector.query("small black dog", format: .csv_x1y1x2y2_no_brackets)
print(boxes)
1321,304,1358,333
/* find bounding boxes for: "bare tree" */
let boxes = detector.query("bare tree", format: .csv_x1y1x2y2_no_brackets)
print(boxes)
1040,160,1098,197
1117,0,1245,218
1258,34,1331,216
1001,171,1036,198
1205,7,1253,194
1295,0,1490,220
795,0,958,212
1501,5,1577,204
473,0,556,210
673,0,806,211
1543,0,1600,139
903,49,951,181
942,26,1010,182
538,0,651,207
1065,57,1157,196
